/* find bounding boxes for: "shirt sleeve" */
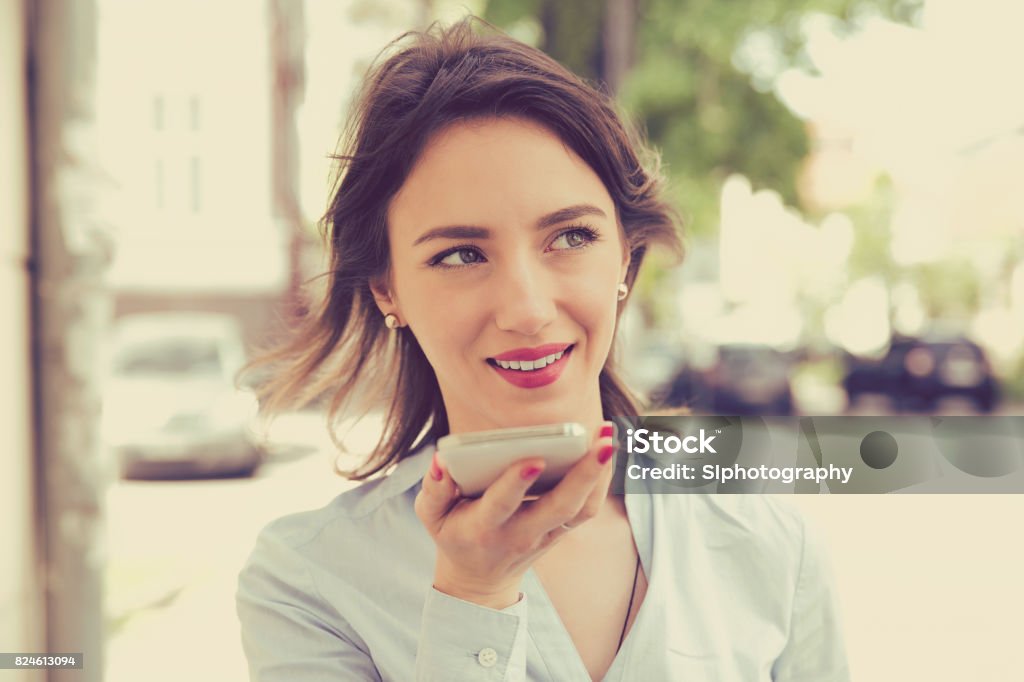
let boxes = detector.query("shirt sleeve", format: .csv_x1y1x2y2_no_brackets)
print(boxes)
236,527,382,682
772,516,852,682
415,587,529,682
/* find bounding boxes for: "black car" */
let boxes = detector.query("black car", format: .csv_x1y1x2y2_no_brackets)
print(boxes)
842,335,998,412
653,344,796,415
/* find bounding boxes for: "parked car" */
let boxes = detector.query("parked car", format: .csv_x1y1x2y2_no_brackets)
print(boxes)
653,344,796,415
842,334,998,412
102,312,264,479
622,339,687,400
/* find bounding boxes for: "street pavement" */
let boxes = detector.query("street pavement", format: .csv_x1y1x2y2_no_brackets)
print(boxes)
103,411,378,682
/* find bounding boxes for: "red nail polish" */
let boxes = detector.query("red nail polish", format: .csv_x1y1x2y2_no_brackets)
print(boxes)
599,424,614,439
521,465,543,480
430,453,443,481
597,445,614,464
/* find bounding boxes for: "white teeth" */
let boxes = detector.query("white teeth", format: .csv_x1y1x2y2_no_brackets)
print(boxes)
494,349,569,371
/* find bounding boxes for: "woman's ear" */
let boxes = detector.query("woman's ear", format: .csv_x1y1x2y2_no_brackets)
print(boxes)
369,275,398,317
617,221,632,284
619,247,632,285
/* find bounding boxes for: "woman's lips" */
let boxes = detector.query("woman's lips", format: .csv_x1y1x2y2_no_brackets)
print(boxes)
487,344,574,389
491,342,572,362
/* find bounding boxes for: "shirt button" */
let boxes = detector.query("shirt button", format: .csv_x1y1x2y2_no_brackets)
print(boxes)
477,647,498,667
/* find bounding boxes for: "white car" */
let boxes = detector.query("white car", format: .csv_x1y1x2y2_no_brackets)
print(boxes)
102,312,264,479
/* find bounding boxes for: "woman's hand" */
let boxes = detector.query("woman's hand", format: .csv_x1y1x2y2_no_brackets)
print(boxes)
414,422,617,609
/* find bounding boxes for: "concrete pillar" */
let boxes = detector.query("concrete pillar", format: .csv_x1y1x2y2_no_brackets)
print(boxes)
29,0,110,680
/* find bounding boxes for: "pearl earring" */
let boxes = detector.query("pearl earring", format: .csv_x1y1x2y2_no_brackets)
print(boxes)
384,313,400,329
617,283,629,301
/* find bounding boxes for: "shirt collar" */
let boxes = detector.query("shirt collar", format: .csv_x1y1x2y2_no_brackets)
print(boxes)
377,438,436,498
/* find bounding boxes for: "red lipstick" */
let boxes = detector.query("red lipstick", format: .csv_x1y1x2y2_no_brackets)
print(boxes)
491,343,572,362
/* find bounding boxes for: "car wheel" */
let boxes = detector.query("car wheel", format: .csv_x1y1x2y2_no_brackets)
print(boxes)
975,392,996,414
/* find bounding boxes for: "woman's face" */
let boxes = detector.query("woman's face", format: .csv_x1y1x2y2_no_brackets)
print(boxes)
378,117,629,433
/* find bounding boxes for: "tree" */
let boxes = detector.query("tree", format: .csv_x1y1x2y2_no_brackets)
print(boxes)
483,0,924,235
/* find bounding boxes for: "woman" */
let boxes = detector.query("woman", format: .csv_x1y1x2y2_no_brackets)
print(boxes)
236,16,849,682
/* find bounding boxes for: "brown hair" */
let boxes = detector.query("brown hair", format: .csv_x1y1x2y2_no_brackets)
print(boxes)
242,16,684,480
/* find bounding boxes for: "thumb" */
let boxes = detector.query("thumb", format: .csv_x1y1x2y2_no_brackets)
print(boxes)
414,451,461,534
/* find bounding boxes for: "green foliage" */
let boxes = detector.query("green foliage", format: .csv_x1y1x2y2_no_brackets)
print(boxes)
909,261,981,319
840,174,984,319
486,0,606,82
482,0,923,237
844,175,897,282
481,0,928,330
620,0,920,235
619,41,809,234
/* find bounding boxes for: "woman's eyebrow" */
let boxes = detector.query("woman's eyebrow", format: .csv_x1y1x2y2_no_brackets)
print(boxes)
411,203,607,246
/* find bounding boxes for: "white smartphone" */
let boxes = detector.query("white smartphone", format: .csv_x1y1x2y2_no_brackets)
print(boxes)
437,423,590,497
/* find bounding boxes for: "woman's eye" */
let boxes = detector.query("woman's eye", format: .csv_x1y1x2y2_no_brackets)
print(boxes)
430,228,597,269
550,227,598,251
433,247,483,268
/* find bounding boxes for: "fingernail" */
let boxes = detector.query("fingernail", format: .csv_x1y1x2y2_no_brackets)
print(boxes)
521,465,543,480
430,453,443,481
597,445,614,464
599,424,614,439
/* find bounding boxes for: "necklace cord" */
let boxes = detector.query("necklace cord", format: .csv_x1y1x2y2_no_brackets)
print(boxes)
616,553,641,651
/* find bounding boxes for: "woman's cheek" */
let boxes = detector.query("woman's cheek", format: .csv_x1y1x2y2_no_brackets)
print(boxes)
568,277,617,322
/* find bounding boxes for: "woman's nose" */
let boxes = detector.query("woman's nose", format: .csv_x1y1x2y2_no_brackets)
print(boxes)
492,261,557,337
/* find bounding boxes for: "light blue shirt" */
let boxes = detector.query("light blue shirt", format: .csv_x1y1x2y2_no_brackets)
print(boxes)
236,442,850,681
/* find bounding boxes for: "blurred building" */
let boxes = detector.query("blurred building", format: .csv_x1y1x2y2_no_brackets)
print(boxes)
96,0,294,345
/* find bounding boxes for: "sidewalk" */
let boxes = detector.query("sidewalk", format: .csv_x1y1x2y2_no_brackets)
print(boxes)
103,410,381,681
